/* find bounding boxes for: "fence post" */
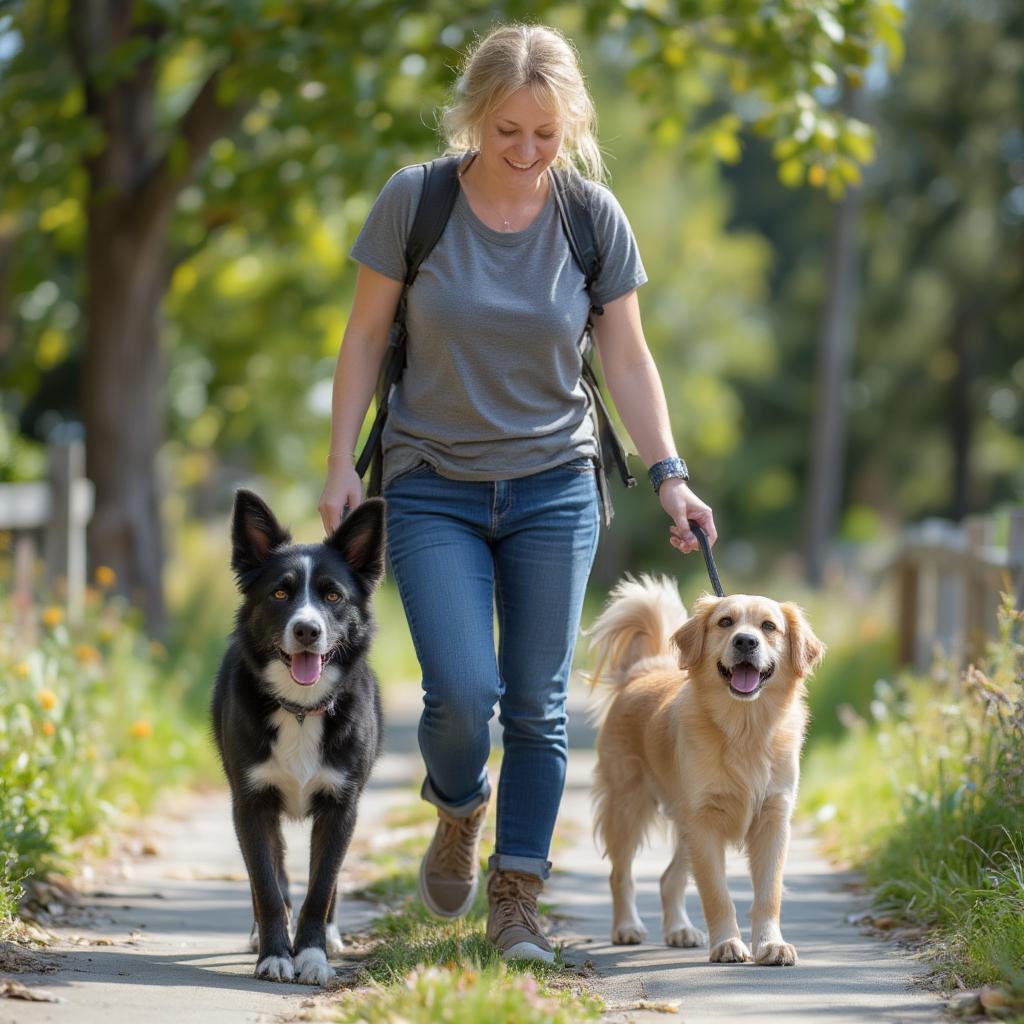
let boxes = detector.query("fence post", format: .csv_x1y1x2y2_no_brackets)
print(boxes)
896,553,919,669
44,424,88,624
964,516,992,665
1010,508,1024,643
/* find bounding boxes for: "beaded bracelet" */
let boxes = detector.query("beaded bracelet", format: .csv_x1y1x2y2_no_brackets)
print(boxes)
648,456,689,493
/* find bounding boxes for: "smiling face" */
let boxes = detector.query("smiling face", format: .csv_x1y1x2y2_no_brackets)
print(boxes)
672,594,824,703
477,85,563,189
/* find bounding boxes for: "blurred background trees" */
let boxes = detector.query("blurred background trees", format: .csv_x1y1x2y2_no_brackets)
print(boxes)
2,0,1021,629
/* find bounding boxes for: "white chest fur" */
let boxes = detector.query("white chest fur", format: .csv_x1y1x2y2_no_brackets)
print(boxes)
246,709,349,819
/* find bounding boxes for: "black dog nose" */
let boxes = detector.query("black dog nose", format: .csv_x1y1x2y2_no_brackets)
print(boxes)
292,620,321,645
733,633,759,654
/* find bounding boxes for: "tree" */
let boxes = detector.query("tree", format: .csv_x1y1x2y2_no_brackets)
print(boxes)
0,0,901,627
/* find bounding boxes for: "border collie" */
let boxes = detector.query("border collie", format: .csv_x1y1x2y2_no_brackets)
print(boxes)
212,490,384,985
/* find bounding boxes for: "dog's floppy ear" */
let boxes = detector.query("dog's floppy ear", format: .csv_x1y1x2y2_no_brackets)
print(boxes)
671,594,718,670
231,490,292,582
328,497,386,590
781,603,826,678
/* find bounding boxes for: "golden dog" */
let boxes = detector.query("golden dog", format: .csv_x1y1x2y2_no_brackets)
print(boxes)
586,575,824,966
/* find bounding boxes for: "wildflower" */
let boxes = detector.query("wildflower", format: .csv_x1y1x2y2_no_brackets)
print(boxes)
13,661,30,679
41,720,56,737
75,643,101,665
37,689,58,711
41,606,64,628
95,565,117,589
130,720,153,739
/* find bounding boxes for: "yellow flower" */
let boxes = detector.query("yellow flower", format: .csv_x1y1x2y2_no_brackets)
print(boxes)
75,643,102,665
130,720,153,739
13,661,31,679
41,720,56,737
42,606,64,628
808,164,828,187
95,565,117,589
38,689,58,711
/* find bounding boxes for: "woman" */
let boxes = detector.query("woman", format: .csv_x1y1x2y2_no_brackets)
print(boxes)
319,23,717,963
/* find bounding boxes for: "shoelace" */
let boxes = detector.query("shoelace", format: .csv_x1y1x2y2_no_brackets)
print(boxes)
488,872,543,935
435,810,481,879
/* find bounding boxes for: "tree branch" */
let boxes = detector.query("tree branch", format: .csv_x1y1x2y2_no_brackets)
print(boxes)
136,66,251,225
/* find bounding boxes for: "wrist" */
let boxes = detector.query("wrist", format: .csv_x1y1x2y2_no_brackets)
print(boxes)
648,456,689,493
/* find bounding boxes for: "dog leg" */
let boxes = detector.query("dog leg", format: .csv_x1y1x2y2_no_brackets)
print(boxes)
746,794,797,966
293,795,359,985
660,828,707,948
233,797,294,981
686,827,751,963
325,888,344,957
598,785,656,944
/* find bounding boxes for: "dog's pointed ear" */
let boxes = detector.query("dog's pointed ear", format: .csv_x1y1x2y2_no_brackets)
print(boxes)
781,603,826,678
327,498,386,590
671,594,718,670
231,490,292,582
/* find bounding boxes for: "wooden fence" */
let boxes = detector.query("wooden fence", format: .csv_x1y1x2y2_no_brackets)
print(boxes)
0,426,94,628
895,508,1024,672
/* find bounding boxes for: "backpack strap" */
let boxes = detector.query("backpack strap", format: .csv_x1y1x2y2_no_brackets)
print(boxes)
550,167,637,515
405,155,462,286
549,167,602,310
357,156,461,494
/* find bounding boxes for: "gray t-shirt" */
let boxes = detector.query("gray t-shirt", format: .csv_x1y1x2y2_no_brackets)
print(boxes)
350,160,647,485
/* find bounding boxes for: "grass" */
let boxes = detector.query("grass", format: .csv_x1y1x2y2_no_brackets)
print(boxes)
799,595,1024,1010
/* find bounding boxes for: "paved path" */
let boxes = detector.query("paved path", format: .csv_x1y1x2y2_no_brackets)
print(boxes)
6,684,944,1023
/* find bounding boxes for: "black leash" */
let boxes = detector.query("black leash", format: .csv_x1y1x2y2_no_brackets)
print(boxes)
689,520,726,597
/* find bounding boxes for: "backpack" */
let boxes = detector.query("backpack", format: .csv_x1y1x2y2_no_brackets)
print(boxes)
354,154,636,525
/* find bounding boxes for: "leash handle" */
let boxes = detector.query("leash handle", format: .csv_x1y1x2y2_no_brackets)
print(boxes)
689,520,726,597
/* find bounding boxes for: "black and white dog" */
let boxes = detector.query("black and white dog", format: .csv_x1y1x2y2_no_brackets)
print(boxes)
212,490,384,985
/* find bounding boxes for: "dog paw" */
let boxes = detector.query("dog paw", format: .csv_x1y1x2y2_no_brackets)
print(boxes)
709,938,752,963
665,925,706,948
294,947,334,986
325,924,344,957
755,941,797,966
611,922,647,945
255,955,295,982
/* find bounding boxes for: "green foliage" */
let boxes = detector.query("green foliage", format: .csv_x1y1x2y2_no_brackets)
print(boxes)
0,582,219,886
800,596,1024,992
0,855,28,939
0,409,46,483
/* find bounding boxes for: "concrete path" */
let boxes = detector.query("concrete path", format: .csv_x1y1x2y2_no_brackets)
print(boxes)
5,683,945,1023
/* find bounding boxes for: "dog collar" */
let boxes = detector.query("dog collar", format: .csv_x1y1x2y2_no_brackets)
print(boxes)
276,695,336,725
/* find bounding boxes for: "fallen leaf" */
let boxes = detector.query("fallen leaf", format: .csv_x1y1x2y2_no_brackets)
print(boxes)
0,980,65,1003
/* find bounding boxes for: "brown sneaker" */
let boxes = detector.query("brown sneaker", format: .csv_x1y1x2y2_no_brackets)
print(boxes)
486,869,555,964
418,803,488,918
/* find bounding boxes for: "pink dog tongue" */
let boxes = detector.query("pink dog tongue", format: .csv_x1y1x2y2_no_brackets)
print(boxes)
290,652,323,686
731,664,761,693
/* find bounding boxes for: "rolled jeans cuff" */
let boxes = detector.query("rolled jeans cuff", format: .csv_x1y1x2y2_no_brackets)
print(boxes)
421,775,491,819
488,852,551,881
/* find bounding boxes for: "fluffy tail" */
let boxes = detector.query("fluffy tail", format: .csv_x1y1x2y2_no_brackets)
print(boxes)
582,574,685,720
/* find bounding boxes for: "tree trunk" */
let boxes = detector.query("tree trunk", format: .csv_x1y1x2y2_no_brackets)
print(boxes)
949,306,975,521
82,198,172,630
804,177,862,587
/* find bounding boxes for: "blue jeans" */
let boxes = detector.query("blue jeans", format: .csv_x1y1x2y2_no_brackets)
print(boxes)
384,459,601,881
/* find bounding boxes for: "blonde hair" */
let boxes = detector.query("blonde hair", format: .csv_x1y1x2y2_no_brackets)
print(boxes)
440,23,607,183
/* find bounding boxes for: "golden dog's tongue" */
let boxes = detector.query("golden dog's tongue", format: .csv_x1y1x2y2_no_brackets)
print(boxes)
730,664,760,693
290,652,323,686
